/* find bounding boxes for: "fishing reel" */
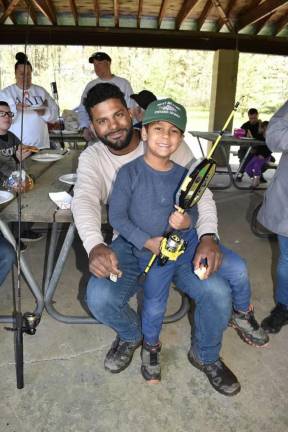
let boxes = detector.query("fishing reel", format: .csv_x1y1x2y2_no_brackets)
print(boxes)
158,232,187,266
5,312,40,335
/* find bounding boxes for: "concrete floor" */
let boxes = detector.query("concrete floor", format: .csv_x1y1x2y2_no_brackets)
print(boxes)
0,172,287,432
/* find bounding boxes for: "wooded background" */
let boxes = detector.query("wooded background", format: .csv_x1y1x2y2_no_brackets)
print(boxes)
1,45,288,127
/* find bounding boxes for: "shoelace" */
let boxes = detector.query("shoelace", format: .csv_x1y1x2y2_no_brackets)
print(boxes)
149,351,159,366
246,311,260,330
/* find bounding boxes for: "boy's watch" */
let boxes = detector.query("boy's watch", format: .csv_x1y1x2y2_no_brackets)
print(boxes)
200,233,219,243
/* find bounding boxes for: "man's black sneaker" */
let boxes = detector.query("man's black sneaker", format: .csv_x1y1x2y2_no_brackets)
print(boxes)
188,349,241,396
261,304,288,334
235,173,243,182
229,305,269,347
21,230,44,242
104,336,142,373
141,342,161,384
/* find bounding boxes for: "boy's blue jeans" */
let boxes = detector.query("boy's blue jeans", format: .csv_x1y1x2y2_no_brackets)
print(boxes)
0,234,15,286
86,234,251,364
275,234,288,306
138,230,251,346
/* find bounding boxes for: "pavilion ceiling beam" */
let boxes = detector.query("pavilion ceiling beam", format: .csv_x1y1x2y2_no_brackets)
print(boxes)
92,0,99,26
211,0,234,32
273,13,288,34
69,0,78,26
175,0,198,30
236,0,288,31
137,0,143,28
31,0,57,25
0,0,20,24
197,0,212,31
158,0,169,29
251,13,273,34
1,0,17,24
114,0,119,28
214,0,234,32
23,0,37,24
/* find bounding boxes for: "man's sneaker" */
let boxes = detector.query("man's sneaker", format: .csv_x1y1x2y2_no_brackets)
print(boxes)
261,304,288,334
235,173,243,182
21,230,44,242
141,342,161,384
188,349,240,396
104,336,142,373
229,305,269,347
259,174,267,183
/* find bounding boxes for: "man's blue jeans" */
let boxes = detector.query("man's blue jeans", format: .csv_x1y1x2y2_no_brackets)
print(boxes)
0,234,15,286
276,234,288,306
86,236,250,364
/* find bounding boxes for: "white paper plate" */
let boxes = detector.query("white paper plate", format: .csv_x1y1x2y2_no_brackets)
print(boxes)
0,190,14,205
31,153,64,162
58,173,77,185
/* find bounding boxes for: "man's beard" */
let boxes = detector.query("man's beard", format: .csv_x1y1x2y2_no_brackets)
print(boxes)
99,122,134,152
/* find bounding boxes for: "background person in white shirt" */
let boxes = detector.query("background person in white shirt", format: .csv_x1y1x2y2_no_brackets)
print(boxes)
0,52,58,150
77,52,135,142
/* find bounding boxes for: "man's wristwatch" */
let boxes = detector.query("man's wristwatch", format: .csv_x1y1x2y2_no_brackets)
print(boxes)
200,233,219,243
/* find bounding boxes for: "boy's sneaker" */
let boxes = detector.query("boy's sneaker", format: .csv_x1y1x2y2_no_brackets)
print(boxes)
141,342,161,384
104,336,142,373
20,230,44,242
229,305,269,347
261,304,288,334
188,348,241,396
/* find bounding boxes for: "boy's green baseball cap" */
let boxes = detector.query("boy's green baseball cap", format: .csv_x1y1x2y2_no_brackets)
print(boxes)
143,98,187,132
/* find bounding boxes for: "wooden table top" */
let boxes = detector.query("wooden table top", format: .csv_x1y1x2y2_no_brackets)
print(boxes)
0,150,80,223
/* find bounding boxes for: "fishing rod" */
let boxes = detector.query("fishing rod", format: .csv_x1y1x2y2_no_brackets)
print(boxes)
138,100,241,283
4,1,41,390
51,81,65,149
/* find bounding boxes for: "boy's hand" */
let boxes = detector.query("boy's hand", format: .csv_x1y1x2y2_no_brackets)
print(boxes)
89,244,121,278
169,206,191,230
144,237,163,255
16,145,33,161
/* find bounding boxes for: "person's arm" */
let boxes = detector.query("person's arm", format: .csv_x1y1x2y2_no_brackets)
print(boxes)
78,81,95,130
38,90,58,123
72,147,120,277
266,100,288,152
109,168,151,251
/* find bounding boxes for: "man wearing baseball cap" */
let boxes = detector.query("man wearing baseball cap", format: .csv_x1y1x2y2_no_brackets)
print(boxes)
78,51,135,142
130,90,157,130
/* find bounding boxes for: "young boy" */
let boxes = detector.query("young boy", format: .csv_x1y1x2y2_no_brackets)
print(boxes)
0,100,32,252
109,99,268,384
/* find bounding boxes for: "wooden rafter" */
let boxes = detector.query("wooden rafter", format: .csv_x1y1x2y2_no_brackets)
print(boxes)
23,0,37,24
158,0,169,29
237,0,288,31
215,0,234,32
69,0,78,26
137,0,143,28
0,0,20,24
273,13,288,34
92,0,99,26
175,0,198,30
197,0,212,31
31,0,57,25
114,0,119,28
1,0,17,24
211,0,234,32
251,13,273,34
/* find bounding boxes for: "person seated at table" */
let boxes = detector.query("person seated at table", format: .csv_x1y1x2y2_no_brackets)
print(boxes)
0,234,15,287
129,90,157,129
0,52,58,242
244,121,272,188
108,98,269,384
0,100,33,251
236,108,264,182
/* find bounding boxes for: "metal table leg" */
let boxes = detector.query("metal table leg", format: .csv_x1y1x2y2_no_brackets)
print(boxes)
0,219,44,323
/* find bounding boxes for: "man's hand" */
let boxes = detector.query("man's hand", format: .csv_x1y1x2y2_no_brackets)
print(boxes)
193,236,223,279
89,244,121,278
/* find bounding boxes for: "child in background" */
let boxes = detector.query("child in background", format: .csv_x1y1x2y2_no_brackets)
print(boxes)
245,121,271,188
109,99,268,384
